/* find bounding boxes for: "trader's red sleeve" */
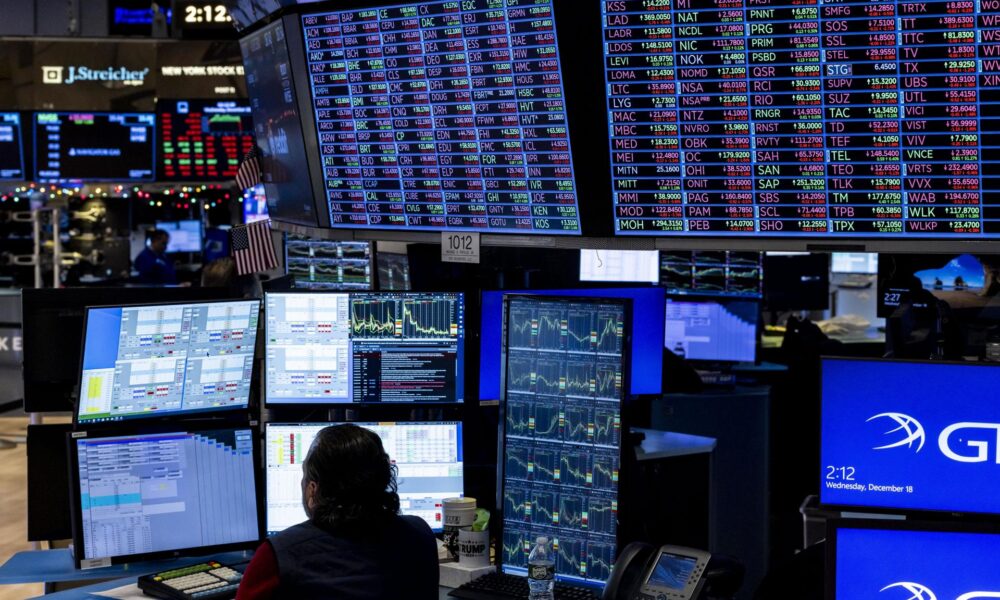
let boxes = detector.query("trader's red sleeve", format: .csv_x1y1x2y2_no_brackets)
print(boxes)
235,541,279,600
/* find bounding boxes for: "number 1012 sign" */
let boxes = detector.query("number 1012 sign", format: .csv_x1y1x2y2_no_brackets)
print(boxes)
441,232,480,264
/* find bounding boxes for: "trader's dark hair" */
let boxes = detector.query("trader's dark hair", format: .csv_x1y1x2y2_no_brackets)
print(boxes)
148,229,169,243
303,424,400,533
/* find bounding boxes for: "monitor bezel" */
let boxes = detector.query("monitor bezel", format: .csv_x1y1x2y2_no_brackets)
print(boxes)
663,294,761,365
283,234,375,291
262,290,467,407
496,293,633,590
824,518,1000,600
262,420,465,535
818,356,1000,521
68,421,265,569
73,298,263,426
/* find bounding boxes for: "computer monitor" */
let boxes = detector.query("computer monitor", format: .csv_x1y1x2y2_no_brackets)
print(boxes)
34,112,156,182
579,250,659,284
284,235,373,290
70,425,262,568
763,253,830,311
377,252,411,292
480,289,664,399
156,220,204,253
664,298,758,364
76,299,261,423
831,253,878,275
21,288,230,413
821,358,1000,517
659,251,764,298
500,295,630,588
877,253,994,318
827,520,1000,600
27,423,73,542
265,292,465,405
265,421,464,535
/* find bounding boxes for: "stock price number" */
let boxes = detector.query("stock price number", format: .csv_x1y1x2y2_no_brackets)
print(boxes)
825,465,856,481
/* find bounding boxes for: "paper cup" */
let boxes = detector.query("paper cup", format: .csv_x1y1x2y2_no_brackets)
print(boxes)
442,497,476,560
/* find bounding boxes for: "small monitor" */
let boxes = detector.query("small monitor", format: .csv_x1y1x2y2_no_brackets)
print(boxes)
500,295,630,588
480,288,664,399
659,251,764,298
76,299,261,423
265,292,465,405
70,426,261,568
580,250,659,284
831,253,878,275
156,220,204,253
828,521,1000,600
877,253,992,317
821,358,1000,516
377,252,411,291
763,253,830,311
265,421,464,534
664,298,758,363
285,235,373,290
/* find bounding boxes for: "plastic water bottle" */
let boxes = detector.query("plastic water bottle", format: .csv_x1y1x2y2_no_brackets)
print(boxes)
528,536,555,600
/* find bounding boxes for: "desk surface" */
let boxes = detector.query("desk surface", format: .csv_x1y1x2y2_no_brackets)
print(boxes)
0,549,251,585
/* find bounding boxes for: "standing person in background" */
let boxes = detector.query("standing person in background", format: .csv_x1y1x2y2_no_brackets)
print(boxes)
134,229,178,285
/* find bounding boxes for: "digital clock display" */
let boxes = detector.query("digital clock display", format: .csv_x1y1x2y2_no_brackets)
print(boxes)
181,2,231,25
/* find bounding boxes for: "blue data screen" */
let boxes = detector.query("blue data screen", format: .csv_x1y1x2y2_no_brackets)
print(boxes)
0,113,25,180
821,358,1000,515
301,0,583,234
603,0,1000,237
834,526,1000,600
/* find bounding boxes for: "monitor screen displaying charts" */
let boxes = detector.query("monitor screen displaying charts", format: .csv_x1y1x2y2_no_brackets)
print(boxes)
265,292,465,404
265,421,464,534
77,300,261,423
501,295,629,588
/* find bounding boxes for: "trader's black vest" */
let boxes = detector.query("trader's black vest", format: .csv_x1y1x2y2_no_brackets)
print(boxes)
268,517,438,600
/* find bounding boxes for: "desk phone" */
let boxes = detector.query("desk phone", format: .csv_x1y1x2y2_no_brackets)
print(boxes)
604,543,711,600
137,561,243,600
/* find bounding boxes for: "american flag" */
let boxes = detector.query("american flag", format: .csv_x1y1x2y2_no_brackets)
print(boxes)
235,146,262,191
231,219,277,276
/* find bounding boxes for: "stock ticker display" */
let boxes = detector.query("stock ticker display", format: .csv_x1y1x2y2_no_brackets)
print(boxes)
265,292,465,404
502,296,626,586
603,0,1000,237
0,113,25,180
300,0,584,234
158,100,256,181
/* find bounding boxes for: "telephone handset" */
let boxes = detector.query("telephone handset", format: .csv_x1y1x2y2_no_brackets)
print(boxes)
603,543,712,600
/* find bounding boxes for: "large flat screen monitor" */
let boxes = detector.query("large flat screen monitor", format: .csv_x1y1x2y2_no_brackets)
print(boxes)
821,358,1000,517
763,253,830,311
157,99,256,181
828,521,1000,600
500,295,630,588
21,288,230,413
664,298,758,363
70,426,262,568
579,250,659,284
34,112,156,182
298,1,584,234
0,113,25,180
240,17,320,226
265,292,465,404
285,235,373,290
831,253,878,275
265,421,464,534
76,299,261,424
156,220,204,253
480,288,664,399
601,3,1000,239
660,251,764,299
877,253,997,318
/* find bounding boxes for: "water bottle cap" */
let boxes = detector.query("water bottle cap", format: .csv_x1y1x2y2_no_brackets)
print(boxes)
536,536,549,545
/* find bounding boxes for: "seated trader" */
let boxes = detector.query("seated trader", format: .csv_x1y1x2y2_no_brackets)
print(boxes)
237,425,439,600
134,229,177,285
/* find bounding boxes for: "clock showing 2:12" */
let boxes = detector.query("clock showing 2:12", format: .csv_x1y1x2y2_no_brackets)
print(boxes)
183,3,231,24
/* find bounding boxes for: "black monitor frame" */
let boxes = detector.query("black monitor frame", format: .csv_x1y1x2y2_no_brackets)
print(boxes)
496,294,633,589
68,420,265,569
73,298,262,426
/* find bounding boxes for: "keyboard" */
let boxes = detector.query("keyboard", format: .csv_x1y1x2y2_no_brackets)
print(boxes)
137,561,244,600
449,572,601,600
